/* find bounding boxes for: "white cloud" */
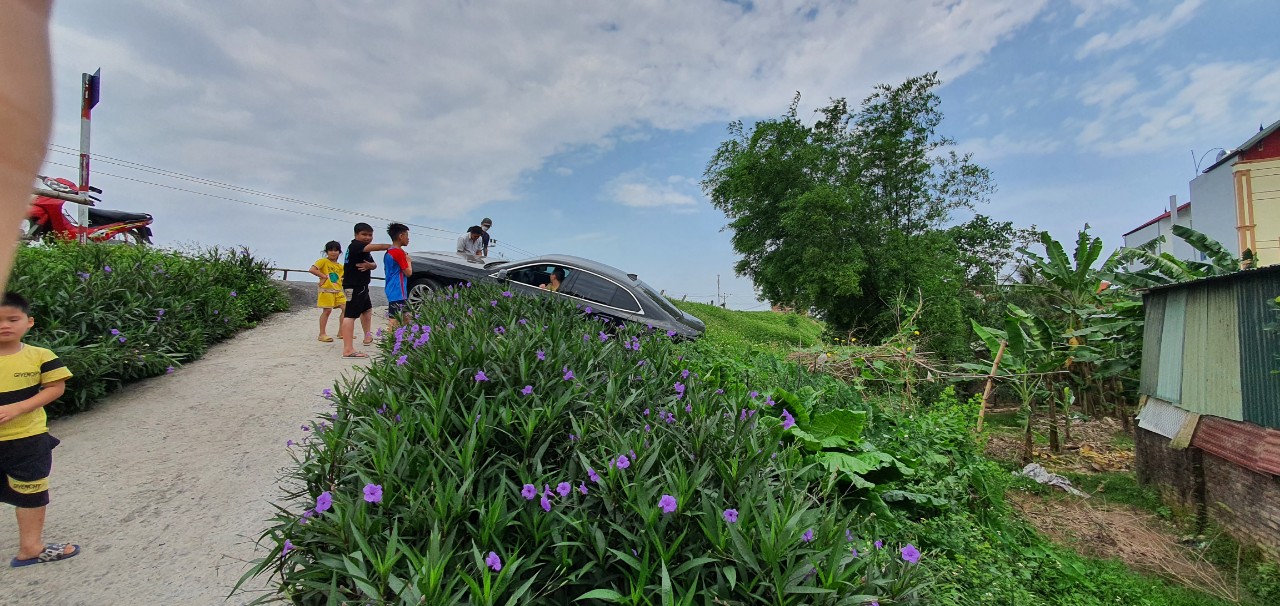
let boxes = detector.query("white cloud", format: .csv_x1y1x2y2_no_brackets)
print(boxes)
1074,60,1280,156
1069,0,1131,27
553,167,574,176
45,0,1049,221
1076,0,1202,58
955,133,1062,163
606,171,700,208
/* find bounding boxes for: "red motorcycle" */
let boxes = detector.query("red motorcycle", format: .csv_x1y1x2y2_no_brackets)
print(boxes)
25,176,153,244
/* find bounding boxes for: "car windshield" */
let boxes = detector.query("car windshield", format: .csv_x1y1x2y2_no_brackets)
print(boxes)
483,260,511,270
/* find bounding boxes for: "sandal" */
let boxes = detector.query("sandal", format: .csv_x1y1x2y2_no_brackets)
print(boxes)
11,543,80,567
343,352,369,358
362,335,375,345
318,336,334,342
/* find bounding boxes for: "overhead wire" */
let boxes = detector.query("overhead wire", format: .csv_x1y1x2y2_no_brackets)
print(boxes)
45,144,540,256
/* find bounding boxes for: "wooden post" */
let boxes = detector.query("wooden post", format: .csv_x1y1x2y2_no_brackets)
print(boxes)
976,340,1007,432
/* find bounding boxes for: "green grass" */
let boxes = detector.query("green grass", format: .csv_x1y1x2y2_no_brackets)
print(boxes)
670,298,825,350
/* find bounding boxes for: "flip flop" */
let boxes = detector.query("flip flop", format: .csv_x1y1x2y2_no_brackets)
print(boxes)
362,337,375,345
343,352,369,358
11,543,80,568
318,336,334,342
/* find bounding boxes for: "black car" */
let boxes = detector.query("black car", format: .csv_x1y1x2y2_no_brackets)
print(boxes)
404,252,706,339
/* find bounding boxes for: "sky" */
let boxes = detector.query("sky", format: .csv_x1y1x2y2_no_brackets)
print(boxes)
39,0,1280,310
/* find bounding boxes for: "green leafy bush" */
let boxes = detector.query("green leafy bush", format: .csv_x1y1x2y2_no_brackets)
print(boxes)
246,284,928,604
8,241,288,415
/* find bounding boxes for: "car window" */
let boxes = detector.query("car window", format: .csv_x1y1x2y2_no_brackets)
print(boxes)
505,264,570,289
637,280,683,319
563,271,641,313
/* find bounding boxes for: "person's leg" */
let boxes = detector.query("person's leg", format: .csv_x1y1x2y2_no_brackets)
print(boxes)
14,506,76,560
340,317,356,355
361,309,374,344
318,308,332,338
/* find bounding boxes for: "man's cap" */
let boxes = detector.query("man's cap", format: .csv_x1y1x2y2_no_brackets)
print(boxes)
481,217,493,226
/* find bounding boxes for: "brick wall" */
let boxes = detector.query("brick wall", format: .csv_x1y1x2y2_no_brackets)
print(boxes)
1136,427,1280,555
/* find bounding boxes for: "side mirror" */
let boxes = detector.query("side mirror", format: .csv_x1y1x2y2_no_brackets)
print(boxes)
495,269,509,280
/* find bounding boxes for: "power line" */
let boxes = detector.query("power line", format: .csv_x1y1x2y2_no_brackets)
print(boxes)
45,144,540,257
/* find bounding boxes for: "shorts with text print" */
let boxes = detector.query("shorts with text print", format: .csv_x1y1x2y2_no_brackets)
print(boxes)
0,433,60,508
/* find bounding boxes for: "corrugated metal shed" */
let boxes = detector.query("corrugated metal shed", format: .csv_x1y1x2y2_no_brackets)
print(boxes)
1137,397,1191,440
1191,415,1280,476
1180,282,1244,420
1140,295,1165,397
1239,272,1280,429
1155,289,1187,404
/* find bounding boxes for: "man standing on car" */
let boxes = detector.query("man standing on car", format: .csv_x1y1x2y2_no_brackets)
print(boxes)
479,218,493,257
457,225,484,260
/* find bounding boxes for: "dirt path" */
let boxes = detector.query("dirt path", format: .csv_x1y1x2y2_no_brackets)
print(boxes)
0,307,377,605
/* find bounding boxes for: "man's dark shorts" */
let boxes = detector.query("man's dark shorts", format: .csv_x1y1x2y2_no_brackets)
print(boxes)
0,433,60,508
387,300,409,319
343,286,372,319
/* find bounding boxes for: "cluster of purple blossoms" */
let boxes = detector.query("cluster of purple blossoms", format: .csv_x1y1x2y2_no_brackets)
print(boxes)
562,367,575,381
536,349,546,361
622,336,642,351
598,332,610,342
494,326,506,335
781,409,796,430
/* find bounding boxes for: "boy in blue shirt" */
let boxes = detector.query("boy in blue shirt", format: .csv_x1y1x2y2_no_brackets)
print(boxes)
384,223,413,328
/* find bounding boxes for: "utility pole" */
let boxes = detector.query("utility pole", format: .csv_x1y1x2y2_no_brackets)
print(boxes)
716,274,720,307
78,68,101,243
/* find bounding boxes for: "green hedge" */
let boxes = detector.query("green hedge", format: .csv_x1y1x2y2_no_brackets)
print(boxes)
8,241,288,415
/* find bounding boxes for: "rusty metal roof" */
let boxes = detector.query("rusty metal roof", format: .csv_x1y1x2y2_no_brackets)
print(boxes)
1191,415,1280,476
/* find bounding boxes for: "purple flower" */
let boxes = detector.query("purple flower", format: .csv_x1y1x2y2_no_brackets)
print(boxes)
563,367,575,381
396,355,408,366
666,330,676,338
599,332,610,342
874,540,883,549
286,439,294,447
674,382,685,395
684,403,692,413
765,397,776,407
583,334,590,342
616,455,630,470
802,528,814,543
781,409,796,430
723,509,739,523
521,385,533,396
282,539,294,556
569,433,577,441
518,318,528,325
494,326,506,335
715,389,724,395
584,306,593,314
231,291,237,297
587,467,601,483
301,425,310,432
103,265,112,273
322,388,333,399
118,336,127,343
644,424,651,432
475,370,489,382
536,350,546,361
852,547,859,557
846,529,855,542
363,484,383,503
165,365,175,375
315,491,333,513
110,328,121,336
643,408,650,416
486,551,502,571
522,484,537,500
901,543,921,564
681,369,690,379
658,494,677,514
502,291,513,298
578,483,588,495
540,494,552,512
749,391,759,399
76,272,90,281
557,482,571,497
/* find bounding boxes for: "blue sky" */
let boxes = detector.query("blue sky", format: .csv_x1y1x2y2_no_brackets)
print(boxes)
40,0,1280,309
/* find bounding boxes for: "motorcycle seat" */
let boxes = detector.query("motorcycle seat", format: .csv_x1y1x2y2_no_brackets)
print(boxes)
87,207,152,226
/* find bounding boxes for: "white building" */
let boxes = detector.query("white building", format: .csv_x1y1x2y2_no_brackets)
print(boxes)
1122,197,1200,262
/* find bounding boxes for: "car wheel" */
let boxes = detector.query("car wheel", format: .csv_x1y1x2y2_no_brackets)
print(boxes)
407,277,443,305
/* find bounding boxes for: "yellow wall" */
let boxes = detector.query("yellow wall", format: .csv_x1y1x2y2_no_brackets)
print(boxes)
1235,159,1280,266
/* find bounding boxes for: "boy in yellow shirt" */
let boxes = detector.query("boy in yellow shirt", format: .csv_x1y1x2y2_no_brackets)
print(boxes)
0,292,78,567
308,241,347,342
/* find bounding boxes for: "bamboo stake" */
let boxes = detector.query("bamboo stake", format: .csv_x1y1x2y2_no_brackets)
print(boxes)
976,340,1007,432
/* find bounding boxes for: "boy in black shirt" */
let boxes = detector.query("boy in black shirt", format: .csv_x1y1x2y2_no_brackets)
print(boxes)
341,223,391,358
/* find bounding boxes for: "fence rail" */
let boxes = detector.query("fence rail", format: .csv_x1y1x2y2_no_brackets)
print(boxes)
270,267,384,282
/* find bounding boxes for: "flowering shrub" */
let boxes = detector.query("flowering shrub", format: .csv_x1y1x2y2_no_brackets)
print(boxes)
245,283,928,604
9,241,288,414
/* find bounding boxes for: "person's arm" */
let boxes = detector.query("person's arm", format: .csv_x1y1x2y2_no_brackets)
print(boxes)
308,263,325,280
457,236,468,254
0,379,65,426
391,249,412,277
364,243,393,252
0,1,54,292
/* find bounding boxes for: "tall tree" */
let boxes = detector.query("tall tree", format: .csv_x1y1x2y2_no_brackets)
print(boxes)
703,73,995,354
